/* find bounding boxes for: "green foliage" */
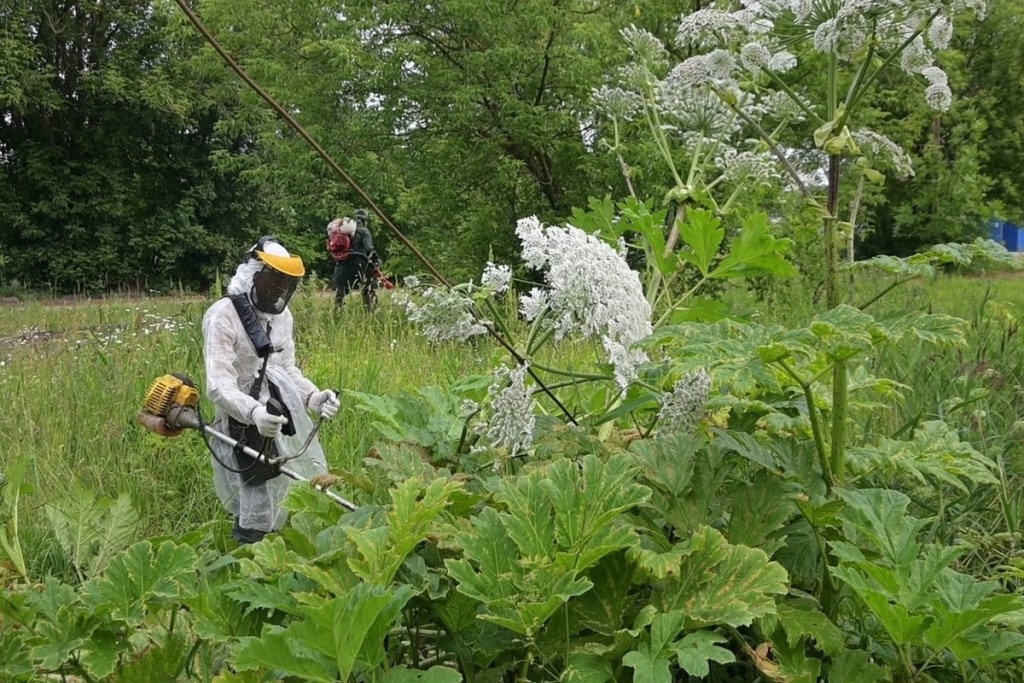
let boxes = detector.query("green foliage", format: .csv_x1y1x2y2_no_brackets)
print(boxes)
847,420,999,493
3,276,1024,681
623,614,735,682
571,197,797,321
0,0,274,291
831,489,1024,675
45,488,139,581
0,461,29,580
446,454,648,637
233,584,419,682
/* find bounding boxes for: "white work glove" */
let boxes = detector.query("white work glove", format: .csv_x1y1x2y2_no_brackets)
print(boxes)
308,389,340,420
251,405,288,438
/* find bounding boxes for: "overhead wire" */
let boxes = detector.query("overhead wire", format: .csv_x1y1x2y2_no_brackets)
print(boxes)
171,0,578,425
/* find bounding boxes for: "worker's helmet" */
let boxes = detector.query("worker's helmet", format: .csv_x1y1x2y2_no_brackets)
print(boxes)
247,236,305,315
354,208,369,228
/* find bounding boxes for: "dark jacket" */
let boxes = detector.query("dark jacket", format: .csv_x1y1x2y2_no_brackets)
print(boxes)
351,226,374,258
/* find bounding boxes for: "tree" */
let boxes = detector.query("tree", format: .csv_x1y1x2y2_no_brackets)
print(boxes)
0,0,273,291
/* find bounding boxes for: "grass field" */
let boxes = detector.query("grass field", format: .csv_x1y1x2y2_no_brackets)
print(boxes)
2,272,1024,577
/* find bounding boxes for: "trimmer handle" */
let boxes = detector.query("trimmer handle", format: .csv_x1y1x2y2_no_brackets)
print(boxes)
265,396,296,436
266,397,284,417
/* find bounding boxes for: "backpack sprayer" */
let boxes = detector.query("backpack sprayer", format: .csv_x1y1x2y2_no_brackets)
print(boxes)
136,373,357,511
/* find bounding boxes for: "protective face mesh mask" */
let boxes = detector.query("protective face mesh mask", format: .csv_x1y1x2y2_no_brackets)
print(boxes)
250,266,299,314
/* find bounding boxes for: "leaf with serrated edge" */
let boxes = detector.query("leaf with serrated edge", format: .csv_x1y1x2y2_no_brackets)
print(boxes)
81,540,197,626
679,209,724,277
623,641,672,683
671,630,735,677
564,652,615,683
828,650,887,683
773,598,845,656
656,527,787,627
379,665,463,682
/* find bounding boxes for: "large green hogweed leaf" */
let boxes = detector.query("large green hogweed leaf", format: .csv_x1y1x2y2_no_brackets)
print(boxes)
446,454,648,636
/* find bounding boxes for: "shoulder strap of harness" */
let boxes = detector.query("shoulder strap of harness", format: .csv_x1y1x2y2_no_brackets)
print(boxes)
228,293,275,358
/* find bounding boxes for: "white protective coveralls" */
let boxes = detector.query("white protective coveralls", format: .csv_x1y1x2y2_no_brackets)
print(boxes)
201,252,331,534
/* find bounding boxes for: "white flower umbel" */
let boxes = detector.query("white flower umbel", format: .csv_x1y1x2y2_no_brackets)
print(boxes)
481,262,512,293
676,9,746,49
925,82,952,112
852,129,915,178
479,363,536,455
399,284,488,343
592,85,644,122
679,1,980,115
715,149,782,184
658,369,712,434
515,216,652,387
621,25,670,69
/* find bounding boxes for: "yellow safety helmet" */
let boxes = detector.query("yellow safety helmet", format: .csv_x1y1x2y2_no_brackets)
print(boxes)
248,236,304,314
251,235,305,277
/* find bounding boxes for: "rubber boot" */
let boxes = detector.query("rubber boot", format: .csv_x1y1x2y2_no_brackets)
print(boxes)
232,519,266,544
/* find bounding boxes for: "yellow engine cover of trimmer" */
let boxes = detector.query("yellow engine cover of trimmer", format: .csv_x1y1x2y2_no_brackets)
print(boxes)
144,374,200,418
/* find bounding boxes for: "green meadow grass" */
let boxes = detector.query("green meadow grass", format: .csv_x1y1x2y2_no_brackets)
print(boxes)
0,286,596,575
2,272,1024,577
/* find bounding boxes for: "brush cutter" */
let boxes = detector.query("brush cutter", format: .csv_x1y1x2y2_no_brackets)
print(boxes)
136,373,357,511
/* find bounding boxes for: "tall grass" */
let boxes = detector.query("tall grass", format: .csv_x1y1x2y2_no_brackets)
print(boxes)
3,273,1024,578
0,285,598,576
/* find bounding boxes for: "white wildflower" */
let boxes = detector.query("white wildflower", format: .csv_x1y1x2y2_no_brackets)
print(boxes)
459,399,480,419
853,129,915,178
519,287,549,321
764,90,810,121
706,49,737,81
716,149,781,183
768,51,797,73
515,216,652,387
925,82,952,111
592,85,643,121
661,87,738,138
663,56,713,91
481,262,512,293
812,19,842,52
921,65,948,87
403,275,421,288
900,37,933,74
479,364,535,454
928,15,953,50
740,42,771,74
658,370,712,433
517,215,547,269
400,285,488,343
676,9,744,49
616,63,653,90
622,25,669,69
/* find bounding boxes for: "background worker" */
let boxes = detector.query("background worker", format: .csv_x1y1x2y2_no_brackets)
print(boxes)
327,209,379,310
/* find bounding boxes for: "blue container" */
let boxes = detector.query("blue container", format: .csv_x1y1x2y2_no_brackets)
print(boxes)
1005,223,1019,251
991,220,1005,244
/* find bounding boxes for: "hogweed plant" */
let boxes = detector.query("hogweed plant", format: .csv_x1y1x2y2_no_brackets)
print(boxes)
592,0,998,498
396,209,791,444
6,4,1024,683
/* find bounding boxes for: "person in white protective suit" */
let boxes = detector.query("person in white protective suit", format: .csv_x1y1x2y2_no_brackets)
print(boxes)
201,236,341,543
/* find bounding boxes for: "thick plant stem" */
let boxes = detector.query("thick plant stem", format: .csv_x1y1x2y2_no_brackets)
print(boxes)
847,173,866,300
518,650,533,683
824,160,840,309
779,359,834,493
830,363,848,485
646,205,687,309
824,152,848,489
